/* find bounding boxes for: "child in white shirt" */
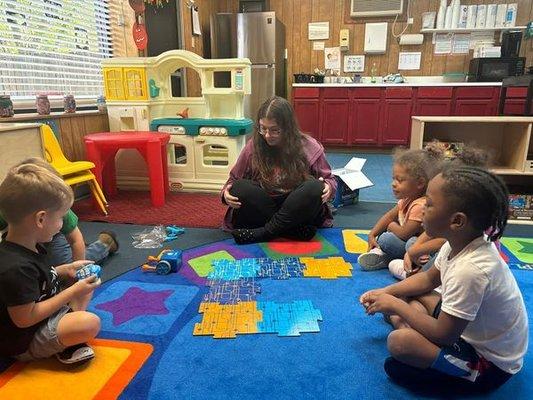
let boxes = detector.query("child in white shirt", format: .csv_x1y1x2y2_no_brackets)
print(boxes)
360,166,528,392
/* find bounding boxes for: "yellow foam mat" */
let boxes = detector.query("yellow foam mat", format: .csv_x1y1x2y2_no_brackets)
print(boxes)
342,229,370,254
300,256,353,279
194,301,263,339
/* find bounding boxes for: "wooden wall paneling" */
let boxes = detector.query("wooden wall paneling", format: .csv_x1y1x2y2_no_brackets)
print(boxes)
58,117,87,162
301,0,313,79
291,0,302,88
108,0,138,57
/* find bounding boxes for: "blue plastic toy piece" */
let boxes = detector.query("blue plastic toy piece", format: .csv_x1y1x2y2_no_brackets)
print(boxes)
156,250,183,275
76,264,102,280
164,225,185,242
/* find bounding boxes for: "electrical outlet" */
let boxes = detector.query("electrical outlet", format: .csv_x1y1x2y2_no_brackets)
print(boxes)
407,17,414,24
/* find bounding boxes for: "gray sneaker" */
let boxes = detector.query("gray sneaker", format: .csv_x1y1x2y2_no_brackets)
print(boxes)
358,249,388,271
56,343,95,364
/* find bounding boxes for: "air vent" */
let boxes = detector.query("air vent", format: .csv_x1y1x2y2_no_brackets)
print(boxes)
350,0,403,17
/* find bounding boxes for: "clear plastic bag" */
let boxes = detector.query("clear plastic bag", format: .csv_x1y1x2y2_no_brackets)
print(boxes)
131,225,167,248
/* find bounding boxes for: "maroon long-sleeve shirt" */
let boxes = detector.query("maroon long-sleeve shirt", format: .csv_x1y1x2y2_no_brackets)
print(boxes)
220,135,337,231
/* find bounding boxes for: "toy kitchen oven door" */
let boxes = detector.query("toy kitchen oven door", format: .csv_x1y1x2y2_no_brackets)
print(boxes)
156,122,248,192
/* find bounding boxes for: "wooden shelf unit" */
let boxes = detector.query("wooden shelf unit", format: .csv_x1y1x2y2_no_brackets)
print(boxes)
410,116,533,225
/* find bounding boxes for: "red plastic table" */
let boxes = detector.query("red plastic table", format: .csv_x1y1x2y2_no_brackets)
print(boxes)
84,132,170,207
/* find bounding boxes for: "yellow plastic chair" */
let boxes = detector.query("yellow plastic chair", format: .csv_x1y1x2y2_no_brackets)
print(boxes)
41,124,96,175
64,171,108,215
40,125,108,215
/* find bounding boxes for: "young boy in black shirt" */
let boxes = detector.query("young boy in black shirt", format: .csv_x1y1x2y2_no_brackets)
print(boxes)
0,163,101,364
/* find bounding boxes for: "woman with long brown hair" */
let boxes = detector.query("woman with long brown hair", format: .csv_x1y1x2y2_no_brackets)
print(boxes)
221,96,337,244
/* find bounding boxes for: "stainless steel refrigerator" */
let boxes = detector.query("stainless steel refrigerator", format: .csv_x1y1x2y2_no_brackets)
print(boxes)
210,12,286,119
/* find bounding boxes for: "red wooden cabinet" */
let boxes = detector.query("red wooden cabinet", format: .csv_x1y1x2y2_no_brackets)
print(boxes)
415,99,453,116
350,98,381,145
414,87,453,116
381,99,413,145
294,99,320,139
380,88,413,146
321,99,350,145
453,87,498,116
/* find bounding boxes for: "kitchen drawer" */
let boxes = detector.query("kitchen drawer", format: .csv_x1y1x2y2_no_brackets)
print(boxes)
322,88,350,98
417,87,453,99
352,88,381,98
385,87,413,98
505,87,528,98
455,87,497,98
293,88,319,98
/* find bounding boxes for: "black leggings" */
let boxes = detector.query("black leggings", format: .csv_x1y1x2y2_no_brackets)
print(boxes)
229,178,324,234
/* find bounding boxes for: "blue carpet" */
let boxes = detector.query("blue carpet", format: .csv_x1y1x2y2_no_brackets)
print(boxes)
326,152,395,203
63,229,533,399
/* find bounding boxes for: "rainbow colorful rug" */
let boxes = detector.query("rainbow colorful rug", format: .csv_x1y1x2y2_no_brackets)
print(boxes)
1,229,532,400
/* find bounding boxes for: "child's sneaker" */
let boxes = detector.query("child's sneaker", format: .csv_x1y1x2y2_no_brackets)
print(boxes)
388,259,406,280
358,248,388,271
98,231,119,255
56,343,94,364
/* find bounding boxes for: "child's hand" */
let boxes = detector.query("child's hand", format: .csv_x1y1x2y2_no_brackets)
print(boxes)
72,275,101,296
363,293,400,316
403,253,413,272
56,260,94,280
360,288,387,310
367,233,378,251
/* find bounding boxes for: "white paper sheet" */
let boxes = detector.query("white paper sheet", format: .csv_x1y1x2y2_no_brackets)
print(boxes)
434,33,453,54
452,33,470,54
398,52,421,70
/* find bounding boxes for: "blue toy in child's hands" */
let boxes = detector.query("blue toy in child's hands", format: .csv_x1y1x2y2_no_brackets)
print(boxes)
76,264,102,280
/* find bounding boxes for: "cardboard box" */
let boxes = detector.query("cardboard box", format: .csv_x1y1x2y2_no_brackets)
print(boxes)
331,158,374,208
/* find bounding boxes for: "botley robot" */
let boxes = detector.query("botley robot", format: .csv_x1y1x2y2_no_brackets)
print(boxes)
142,249,183,275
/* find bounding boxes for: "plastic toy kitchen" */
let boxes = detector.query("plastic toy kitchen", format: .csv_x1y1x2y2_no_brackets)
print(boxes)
102,50,253,192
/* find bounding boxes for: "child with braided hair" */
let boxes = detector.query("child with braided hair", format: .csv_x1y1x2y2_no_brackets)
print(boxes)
360,166,528,393
388,144,490,280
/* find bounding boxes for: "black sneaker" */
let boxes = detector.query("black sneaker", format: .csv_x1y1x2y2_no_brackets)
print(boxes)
56,343,95,364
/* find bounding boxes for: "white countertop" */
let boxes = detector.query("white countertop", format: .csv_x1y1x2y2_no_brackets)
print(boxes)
293,82,502,87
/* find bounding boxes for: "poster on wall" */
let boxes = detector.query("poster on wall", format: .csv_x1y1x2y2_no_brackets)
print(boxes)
308,22,329,40
398,52,421,70
313,41,325,50
344,55,365,72
324,47,341,70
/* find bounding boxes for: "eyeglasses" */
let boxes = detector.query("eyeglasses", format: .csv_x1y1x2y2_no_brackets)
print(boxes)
258,125,282,137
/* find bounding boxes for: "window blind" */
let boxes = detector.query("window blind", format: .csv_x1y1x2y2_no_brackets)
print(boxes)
0,0,112,100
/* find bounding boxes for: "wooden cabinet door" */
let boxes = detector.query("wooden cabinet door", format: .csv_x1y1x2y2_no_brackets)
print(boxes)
294,99,320,139
414,99,452,116
453,99,495,116
350,99,381,145
381,99,413,145
321,99,350,145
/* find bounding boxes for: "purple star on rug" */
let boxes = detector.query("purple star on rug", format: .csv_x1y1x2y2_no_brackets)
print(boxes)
96,286,174,325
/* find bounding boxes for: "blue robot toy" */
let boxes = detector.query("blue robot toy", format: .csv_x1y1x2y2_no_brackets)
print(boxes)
142,249,183,275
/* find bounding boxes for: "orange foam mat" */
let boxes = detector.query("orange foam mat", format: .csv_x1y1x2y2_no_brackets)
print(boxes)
0,339,152,400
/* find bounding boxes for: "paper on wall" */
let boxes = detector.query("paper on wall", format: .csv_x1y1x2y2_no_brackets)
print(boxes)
309,22,329,40
313,41,325,50
324,47,341,70
398,52,421,70
452,33,470,54
344,55,365,72
434,33,453,54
